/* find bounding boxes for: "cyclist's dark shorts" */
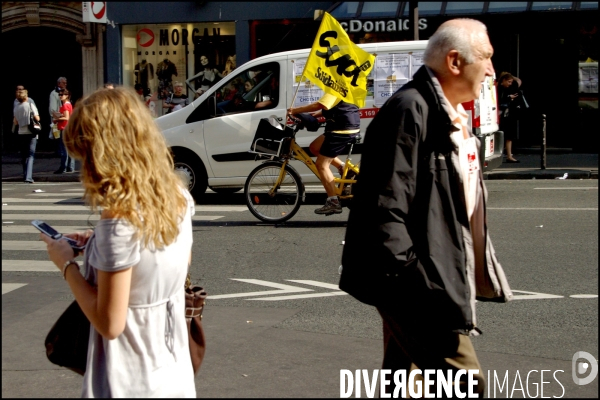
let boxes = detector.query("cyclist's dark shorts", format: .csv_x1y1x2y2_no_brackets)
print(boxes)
320,132,360,158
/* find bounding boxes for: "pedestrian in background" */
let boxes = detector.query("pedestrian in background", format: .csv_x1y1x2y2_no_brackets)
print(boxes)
49,77,67,140
40,87,197,397
498,72,525,163
13,89,40,183
53,88,75,174
164,81,189,113
13,84,36,134
340,19,513,397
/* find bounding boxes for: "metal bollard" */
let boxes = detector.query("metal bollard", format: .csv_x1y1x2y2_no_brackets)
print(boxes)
541,114,546,170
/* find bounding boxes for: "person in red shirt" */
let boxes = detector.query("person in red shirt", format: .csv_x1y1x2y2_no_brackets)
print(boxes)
53,89,75,174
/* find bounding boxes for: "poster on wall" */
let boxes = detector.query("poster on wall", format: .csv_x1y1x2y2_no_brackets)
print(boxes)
579,62,598,94
292,59,325,108
373,53,410,106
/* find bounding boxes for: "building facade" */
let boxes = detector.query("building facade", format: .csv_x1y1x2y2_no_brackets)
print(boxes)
3,2,597,151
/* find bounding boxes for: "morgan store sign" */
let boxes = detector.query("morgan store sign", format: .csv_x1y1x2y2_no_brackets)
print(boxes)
340,19,428,33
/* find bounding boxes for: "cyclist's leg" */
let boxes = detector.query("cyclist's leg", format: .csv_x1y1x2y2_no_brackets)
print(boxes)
310,135,344,174
315,154,337,197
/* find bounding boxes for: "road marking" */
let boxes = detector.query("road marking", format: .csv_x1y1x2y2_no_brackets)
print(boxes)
3,205,91,211
206,280,596,302
2,205,246,212
208,279,313,299
286,280,340,290
2,198,84,203
487,208,598,211
195,206,248,212
2,225,91,234
510,290,564,300
2,283,27,295
27,193,85,197
570,294,598,298
2,214,223,221
534,187,597,190
249,291,347,301
2,260,58,272
2,241,48,250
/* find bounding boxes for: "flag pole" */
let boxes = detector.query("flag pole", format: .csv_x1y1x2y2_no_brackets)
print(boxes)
290,73,304,110
289,13,325,117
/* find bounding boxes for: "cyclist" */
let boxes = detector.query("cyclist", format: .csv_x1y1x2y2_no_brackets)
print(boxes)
287,93,360,215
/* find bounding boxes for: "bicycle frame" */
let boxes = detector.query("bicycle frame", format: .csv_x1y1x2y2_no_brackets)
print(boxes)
270,136,359,200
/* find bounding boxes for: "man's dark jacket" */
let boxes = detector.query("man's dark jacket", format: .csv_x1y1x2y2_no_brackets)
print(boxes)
339,66,512,334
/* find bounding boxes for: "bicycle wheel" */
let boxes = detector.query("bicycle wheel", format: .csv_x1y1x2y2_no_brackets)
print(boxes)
244,161,304,223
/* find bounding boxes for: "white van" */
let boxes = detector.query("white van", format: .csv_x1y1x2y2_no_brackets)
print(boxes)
155,40,503,200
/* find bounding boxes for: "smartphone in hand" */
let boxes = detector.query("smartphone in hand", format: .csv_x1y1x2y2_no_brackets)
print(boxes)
31,220,86,253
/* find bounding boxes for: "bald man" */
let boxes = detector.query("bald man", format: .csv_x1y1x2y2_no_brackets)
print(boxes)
340,19,513,397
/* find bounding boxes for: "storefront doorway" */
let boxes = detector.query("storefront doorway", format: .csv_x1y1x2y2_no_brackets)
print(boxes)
3,27,82,153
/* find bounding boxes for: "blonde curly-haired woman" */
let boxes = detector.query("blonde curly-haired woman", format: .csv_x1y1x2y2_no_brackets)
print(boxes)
41,87,197,397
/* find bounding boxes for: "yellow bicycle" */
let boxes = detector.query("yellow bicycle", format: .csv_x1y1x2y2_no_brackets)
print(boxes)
244,114,360,223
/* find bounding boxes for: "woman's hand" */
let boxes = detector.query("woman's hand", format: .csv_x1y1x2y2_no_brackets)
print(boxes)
64,229,93,249
40,234,76,271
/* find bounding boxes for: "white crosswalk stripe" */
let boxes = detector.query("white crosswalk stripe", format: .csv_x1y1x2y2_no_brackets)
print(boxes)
2,186,248,293
3,214,224,221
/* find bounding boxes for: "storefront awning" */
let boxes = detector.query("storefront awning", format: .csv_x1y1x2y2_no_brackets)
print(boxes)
328,1,597,19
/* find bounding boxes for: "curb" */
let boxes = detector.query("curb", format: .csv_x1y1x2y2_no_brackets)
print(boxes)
483,169,595,180
2,173,81,183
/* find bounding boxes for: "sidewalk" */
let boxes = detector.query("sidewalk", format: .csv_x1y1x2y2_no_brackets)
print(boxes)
2,148,598,183
484,148,598,180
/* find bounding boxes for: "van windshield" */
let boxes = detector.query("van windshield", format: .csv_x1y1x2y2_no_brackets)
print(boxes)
187,62,280,123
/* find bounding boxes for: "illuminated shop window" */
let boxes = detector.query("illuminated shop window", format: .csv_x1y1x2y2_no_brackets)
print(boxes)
445,2,484,14
487,2,529,12
530,2,573,11
121,22,236,118
330,2,360,18
360,2,400,18
579,2,598,9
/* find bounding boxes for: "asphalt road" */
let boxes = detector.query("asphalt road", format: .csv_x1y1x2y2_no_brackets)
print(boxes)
2,180,598,398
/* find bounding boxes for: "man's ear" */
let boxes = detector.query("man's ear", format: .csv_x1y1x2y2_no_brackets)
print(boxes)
446,50,461,76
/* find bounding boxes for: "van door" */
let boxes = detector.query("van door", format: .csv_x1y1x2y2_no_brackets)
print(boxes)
201,60,287,181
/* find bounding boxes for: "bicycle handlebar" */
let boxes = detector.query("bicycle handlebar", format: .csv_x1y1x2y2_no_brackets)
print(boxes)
287,113,325,133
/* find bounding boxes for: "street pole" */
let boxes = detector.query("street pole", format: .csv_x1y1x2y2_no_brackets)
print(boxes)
541,114,547,170
409,2,419,40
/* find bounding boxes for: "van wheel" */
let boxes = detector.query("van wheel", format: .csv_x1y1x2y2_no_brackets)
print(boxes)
210,187,243,194
173,153,208,201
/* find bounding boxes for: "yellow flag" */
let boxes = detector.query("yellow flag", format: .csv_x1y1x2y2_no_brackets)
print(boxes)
303,12,375,108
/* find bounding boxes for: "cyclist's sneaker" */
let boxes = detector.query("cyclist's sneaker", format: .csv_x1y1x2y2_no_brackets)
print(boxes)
315,198,342,215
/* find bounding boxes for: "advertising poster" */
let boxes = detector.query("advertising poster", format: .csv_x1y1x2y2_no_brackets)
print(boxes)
292,58,325,108
373,53,410,106
410,52,425,77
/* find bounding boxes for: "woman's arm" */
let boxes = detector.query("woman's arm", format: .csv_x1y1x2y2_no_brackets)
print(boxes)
54,109,70,121
42,210,134,340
